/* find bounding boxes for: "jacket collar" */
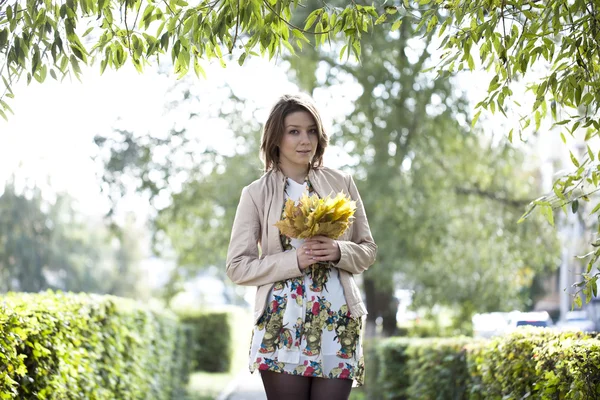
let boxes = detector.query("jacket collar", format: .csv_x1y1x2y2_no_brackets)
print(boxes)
271,167,324,197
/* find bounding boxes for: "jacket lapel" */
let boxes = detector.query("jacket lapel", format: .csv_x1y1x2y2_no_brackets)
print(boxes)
309,168,341,198
267,170,286,252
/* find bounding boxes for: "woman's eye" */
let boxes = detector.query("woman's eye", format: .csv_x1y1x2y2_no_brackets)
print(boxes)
289,130,299,134
309,129,318,135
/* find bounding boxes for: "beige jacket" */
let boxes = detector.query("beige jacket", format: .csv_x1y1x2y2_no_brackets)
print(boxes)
226,167,377,324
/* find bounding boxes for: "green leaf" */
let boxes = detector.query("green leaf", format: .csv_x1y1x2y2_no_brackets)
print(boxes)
160,33,170,50
542,205,555,227
570,151,580,168
291,29,309,43
471,110,481,129
141,4,155,28
304,9,321,31
574,295,582,309
339,44,347,60
518,203,536,224
82,27,94,37
193,59,206,78
535,110,541,130
237,52,247,66
572,199,579,214
391,19,402,32
0,29,8,48
69,54,82,74
426,15,438,33
375,14,387,25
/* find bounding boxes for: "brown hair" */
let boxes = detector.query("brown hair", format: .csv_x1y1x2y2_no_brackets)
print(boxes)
260,93,328,172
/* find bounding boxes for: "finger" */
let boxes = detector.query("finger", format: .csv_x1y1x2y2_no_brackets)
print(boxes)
304,238,321,243
308,236,330,243
304,247,325,255
309,249,331,256
306,243,331,250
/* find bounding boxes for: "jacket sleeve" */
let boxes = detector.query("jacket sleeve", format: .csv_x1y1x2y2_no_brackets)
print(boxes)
334,175,377,275
226,186,304,286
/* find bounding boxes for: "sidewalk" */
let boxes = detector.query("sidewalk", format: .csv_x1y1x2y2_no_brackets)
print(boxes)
217,369,267,400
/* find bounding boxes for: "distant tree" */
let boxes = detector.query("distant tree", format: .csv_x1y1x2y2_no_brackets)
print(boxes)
284,0,560,334
0,182,52,291
95,85,262,297
0,178,144,296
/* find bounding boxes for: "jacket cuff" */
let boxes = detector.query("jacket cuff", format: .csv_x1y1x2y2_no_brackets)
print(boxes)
282,250,304,279
334,240,350,270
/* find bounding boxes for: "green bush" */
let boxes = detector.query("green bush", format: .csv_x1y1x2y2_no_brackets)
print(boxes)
365,337,413,400
366,337,481,400
534,336,600,398
477,329,595,399
0,290,190,399
406,338,475,400
176,306,252,373
367,329,600,400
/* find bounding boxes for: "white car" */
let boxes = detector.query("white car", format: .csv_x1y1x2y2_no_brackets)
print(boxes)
472,312,509,338
556,311,596,333
505,311,554,332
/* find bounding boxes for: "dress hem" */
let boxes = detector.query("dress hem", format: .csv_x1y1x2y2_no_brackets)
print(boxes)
248,365,363,387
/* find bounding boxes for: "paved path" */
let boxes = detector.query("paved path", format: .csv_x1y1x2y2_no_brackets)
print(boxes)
217,369,267,400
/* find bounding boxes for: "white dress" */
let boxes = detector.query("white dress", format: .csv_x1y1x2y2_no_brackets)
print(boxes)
248,178,364,385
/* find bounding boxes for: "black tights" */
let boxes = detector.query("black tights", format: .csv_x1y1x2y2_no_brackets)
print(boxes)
260,370,353,400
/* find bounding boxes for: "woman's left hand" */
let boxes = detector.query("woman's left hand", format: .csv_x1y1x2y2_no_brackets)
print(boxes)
304,236,341,263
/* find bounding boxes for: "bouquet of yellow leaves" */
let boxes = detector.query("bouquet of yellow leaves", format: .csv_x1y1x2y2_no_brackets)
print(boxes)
275,192,357,240
274,192,356,292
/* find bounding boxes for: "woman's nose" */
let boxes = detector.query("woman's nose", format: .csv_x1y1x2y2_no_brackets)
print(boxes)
299,131,311,142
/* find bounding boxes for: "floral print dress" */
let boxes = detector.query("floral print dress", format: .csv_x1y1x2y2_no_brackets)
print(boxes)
249,177,365,385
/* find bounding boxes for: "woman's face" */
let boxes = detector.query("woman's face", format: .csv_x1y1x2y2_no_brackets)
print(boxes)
279,110,319,172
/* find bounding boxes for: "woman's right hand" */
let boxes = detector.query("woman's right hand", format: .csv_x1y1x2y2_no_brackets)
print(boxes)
296,243,315,270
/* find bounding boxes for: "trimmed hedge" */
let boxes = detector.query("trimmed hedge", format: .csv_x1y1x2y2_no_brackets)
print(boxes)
0,291,190,399
475,329,598,399
366,328,600,400
176,306,252,373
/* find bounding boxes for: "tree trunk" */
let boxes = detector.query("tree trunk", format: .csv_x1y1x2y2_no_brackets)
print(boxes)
364,276,398,337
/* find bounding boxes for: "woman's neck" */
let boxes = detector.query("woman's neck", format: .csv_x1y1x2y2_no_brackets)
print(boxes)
279,164,309,184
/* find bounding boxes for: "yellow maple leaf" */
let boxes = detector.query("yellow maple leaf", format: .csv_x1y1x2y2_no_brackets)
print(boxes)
274,191,356,239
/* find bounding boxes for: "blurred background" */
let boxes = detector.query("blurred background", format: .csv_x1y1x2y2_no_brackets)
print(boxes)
1,0,599,397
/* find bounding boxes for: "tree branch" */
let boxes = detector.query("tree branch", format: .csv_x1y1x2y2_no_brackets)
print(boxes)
455,185,531,208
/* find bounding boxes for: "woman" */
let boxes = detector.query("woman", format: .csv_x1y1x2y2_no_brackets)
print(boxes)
226,93,377,400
